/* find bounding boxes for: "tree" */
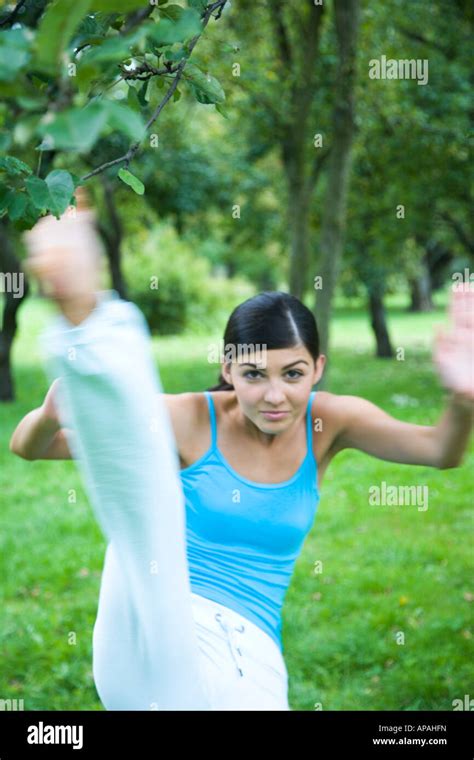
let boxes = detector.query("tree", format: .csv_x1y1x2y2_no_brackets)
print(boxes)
315,0,360,362
344,0,472,355
0,0,230,400
0,220,29,400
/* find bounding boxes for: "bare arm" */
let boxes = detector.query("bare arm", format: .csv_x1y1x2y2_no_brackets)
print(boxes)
9,388,186,462
9,378,73,460
332,289,474,469
9,411,72,460
330,392,473,469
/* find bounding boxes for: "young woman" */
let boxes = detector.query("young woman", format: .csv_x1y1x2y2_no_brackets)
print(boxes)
11,200,473,711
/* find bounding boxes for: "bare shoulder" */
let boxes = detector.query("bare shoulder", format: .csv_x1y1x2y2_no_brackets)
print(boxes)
311,390,360,454
161,391,212,465
162,391,208,428
311,390,382,450
312,390,368,420
311,390,346,423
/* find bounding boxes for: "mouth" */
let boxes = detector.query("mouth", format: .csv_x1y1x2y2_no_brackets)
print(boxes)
260,411,289,420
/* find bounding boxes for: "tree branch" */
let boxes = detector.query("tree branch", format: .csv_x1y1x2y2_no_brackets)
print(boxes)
396,26,457,59
120,5,155,35
81,0,228,182
120,60,180,81
306,146,331,195
1,0,50,29
270,0,292,65
0,0,28,27
439,211,474,255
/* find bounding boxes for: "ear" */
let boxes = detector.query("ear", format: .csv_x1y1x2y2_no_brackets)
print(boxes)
313,354,326,384
221,360,232,384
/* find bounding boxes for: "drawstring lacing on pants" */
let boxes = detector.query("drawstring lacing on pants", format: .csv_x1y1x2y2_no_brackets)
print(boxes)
215,612,245,677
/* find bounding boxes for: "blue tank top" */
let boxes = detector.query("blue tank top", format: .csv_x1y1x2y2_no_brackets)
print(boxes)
180,390,320,652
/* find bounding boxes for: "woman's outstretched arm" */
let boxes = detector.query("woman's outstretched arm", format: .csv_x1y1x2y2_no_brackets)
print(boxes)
326,390,473,469
324,289,474,469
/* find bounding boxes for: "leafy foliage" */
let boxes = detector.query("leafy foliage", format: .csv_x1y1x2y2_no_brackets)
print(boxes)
0,1,225,227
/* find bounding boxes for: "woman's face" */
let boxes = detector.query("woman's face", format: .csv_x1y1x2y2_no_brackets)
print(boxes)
221,344,326,434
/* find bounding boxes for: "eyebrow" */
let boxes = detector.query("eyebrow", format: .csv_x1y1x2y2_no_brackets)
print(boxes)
239,360,309,370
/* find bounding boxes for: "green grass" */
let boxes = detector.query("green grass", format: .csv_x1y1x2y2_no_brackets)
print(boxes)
0,294,472,710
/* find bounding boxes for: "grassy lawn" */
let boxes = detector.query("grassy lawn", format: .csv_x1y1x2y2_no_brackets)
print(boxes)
0,292,472,710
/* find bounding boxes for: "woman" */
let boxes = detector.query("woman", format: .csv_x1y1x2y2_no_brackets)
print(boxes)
11,198,473,711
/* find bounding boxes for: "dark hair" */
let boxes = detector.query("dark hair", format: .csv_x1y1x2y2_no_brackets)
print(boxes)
206,291,320,392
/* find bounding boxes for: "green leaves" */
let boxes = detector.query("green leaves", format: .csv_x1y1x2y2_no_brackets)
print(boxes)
0,187,14,215
0,168,75,225
35,0,92,72
215,103,229,119
0,156,33,176
158,4,191,21
189,0,208,12
105,101,146,141
137,80,150,107
183,63,225,104
75,12,118,45
149,7,202,44
24,171,75,217
8,195,29,222
0,29,31,83
45,170,76,217
37,101,146,153
38,103,109,152
92,0,152,10
0,0,225,228
81,27,143,64
25,176,51,210
118,168,145,194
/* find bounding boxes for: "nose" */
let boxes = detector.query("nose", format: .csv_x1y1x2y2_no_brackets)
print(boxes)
262,386,286,405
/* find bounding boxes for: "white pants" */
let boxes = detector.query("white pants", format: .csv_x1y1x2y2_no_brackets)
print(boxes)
92,542,290,711
190,592,290,710
41,291,290,711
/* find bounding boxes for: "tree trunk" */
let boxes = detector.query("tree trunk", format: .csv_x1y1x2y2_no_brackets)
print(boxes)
287,179,311,298
368,290,393,358
103,235,128,299
425,239,454,291
0,221,30,402
315,0,360,380
175,210,184,237
99,178,128,300
408,272,433,312
272,0,325,301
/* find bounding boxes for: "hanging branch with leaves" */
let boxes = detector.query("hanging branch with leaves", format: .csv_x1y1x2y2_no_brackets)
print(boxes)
0,0,229,229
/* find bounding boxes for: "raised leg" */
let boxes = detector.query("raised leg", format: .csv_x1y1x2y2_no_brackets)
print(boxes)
40,291,210,710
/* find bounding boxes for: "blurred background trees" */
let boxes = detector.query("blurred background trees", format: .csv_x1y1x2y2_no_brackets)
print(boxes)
0,0,472,399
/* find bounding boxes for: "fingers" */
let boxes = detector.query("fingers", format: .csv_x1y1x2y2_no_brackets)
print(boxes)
449,287,474,329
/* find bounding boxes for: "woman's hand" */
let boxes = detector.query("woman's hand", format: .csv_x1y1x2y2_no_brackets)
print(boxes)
23,187,103,324
433,287,474,407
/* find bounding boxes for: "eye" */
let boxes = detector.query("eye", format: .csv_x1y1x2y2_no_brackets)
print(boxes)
286,370,303,379
243,370,262,379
